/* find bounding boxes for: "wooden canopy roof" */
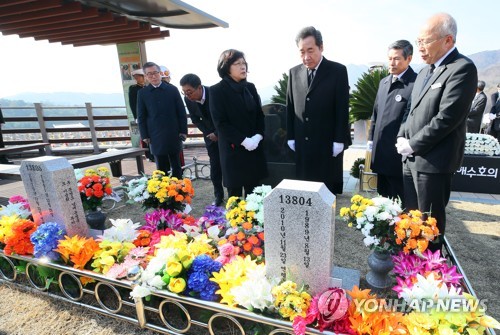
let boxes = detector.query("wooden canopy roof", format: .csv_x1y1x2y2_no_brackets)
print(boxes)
0,0,228,47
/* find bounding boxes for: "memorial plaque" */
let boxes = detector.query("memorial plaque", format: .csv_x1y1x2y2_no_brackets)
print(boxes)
264,179,335,295
20,156,88,237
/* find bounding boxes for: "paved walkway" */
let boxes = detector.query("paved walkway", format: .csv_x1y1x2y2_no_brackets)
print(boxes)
1,144,499,205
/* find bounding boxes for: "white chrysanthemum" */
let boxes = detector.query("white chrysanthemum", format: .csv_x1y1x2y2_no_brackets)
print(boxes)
130,285,151,298
400,273,462,304
148,275,166,289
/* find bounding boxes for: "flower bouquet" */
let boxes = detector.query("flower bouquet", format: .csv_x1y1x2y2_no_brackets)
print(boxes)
127,170,194,212
77,167,113,211
340,195,402,252
464,133,500,156
394,209,440,254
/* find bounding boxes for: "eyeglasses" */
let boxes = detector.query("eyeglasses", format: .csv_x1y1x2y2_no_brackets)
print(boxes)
415,36,447,47
181,86,199,97
146,71,160,77
231,61,247,67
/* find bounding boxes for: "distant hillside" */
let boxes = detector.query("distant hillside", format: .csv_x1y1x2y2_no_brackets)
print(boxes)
468,49,500,111
2,92,125,106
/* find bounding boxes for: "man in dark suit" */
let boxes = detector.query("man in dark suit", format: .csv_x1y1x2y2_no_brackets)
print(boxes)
180,73,225,206
369,40,417,205
466,80,487,133
489,84,500,141
286,26,351,194
137,62,187,178
397,13,477,251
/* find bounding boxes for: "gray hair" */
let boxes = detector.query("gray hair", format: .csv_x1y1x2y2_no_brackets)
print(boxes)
295,26,323,47
435,13,457,43
388,40,413,59
477,80,485,91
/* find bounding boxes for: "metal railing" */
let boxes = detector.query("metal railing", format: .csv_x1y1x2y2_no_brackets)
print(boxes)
1,103,204,155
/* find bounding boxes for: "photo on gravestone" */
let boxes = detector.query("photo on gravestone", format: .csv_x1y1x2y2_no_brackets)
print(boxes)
264,179,335,295
20,156,88,237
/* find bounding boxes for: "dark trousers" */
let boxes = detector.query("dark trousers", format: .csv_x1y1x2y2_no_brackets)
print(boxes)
155,151,182,178
377,173,405,207
206,141,224,200
403,163,453,251
0,129,9,163
228,184,258,198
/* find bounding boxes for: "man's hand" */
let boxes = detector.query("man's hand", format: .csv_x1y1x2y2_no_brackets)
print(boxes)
332,142,344,157
206,133,218,142
287,140,295,151
367,141,373,152
396,137,414,155
143,138,151,144
490,113,497,120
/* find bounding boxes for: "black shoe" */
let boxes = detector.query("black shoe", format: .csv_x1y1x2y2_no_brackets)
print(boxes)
0,159,14,165
212,198,224,207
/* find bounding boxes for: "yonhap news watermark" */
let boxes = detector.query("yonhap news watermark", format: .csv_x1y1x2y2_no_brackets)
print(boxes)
352,297,489,313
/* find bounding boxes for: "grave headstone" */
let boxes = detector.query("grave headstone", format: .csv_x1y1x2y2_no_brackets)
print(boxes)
264,179,335,295
20,156,88,236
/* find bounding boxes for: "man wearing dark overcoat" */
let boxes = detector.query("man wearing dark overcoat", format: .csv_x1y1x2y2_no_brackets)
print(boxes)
180,73,225,206
466,80,487,133
369,40,417,205
137,62,187,178
286,26,351,194
397,13,477,251
489,84,500,141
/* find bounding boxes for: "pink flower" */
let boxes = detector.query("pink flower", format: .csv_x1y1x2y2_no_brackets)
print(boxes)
215,243,239,265
422,249,447,272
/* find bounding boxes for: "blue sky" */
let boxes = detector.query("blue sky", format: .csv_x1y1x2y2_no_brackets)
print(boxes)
0,0,498,99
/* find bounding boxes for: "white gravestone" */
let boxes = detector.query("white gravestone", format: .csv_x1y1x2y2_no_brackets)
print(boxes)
20,156,88,237
264,179,335,295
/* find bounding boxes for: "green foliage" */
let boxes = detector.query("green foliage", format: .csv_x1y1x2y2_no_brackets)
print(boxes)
270,73,288,105
350,157,366,179
349,67,389,123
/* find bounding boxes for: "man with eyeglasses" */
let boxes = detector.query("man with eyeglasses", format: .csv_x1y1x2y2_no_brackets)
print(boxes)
137,62,187,178
180,73,225,207
396,13,477,252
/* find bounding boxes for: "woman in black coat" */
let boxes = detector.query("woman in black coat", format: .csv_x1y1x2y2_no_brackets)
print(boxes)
209,49,268,197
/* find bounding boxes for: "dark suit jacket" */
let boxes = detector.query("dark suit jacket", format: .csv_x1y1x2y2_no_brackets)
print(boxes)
398,48,477,173
490,92,500,116
370,67,417,176
184,86,217,147
466,91,487,133
209,79,267,188
137,82,187,155
128,84,144,120
286,57,351,192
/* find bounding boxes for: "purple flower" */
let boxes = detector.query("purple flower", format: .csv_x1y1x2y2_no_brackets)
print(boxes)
440,263,463,287
143,209,182,232
392,252,423,277
30,222,66,260
422,249,447,272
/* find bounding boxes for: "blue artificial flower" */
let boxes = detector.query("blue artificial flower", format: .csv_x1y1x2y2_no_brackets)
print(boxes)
200,281,219,301
187,271,209,291
191,254,213,272
30,222,66,260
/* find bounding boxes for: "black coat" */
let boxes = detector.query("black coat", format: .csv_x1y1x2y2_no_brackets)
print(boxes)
286,58,351,193
137,82,187,155
184,86,217,148
128,84,144,120
398,49,477,173
369,67,417,176
209,79,267,188
466,91,487,133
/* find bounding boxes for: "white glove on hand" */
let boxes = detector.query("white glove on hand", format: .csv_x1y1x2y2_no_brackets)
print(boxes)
251,134,263,147
287,140,296,151
241,137,257,151
367,141,373,152
490,113,497,121
332,142,344,157
396,137,414,155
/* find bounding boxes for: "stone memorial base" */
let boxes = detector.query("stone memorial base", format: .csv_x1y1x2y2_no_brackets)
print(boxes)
452,155,500,194
331,266,361,291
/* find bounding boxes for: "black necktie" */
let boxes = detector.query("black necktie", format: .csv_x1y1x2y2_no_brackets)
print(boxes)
420,64,435,92
308,69,315,86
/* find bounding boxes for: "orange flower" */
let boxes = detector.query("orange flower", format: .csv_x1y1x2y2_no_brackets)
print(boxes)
252,247,263,256
243,242,252,251
257,232,265,240
175,194,184,202
242,221,253,230
247,235,259,245
55,235,99,270
236,231,245,241
228,235,236,242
